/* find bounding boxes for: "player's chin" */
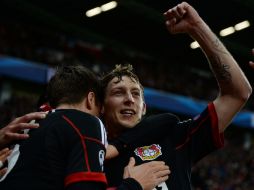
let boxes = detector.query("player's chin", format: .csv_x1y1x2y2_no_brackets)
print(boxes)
119,118,139,129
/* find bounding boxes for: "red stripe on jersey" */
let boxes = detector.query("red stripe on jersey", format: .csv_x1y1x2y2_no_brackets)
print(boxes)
208,103,224,148
107,187,117,190
61,116,104,146
175,114,209,150
62,115,91,171
85,136,104,146
64,171,107,187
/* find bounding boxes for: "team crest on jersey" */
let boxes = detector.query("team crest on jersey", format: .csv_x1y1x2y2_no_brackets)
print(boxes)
134,144,162,161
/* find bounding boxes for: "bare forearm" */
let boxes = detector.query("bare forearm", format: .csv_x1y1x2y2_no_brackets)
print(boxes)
191,21,251,131
190,20,251,98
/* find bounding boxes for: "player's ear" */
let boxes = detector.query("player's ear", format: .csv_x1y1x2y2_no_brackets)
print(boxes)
142,102,146,116
87,91,96,110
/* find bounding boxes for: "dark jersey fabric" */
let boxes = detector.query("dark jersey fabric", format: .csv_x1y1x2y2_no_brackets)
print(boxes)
0,109,107,190
106,103,224,190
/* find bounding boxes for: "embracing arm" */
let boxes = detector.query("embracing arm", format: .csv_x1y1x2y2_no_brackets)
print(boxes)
66,158,170,190
121,157,170,190
0,112,46,149
164,2,252,133
0,148,12,177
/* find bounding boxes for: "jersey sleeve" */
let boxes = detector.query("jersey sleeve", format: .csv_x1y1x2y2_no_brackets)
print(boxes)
175,103,224,164
106,178,143,190
45,113,107,190
66,178,142,190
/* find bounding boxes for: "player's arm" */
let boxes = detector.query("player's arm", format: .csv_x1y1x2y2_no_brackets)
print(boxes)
101,157,170,190
66,177,142,190
122,157,170,190
164,2,252,133
0,148,12,177
0,112,46,149
66,158,170,190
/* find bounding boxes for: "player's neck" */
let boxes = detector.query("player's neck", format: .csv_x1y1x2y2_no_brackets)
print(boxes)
56,103,83,112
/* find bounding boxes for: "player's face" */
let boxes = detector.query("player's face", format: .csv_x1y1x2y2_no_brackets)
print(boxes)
102,76,146,130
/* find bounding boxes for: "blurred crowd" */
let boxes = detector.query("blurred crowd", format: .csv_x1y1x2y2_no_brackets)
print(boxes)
192,156,254,190
192,132,254,190
0,22,220,102
0,94,37,127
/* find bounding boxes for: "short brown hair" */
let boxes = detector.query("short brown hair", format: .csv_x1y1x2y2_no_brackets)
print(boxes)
47,65,101,108
101,64,144,100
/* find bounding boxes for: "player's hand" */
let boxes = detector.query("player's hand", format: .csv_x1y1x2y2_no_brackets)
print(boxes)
0,112,46,148
0,148,12,177
249,48,254,69
164,2,203,34
123,157,170,190
106,144,119,160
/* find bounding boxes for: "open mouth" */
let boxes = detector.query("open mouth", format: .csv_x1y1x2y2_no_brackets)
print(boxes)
120,109,136,116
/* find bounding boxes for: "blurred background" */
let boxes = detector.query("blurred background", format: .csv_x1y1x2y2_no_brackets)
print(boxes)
0,0,253,189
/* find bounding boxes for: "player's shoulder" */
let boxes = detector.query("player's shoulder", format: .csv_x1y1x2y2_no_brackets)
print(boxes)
59,109,99,124
41,109,100,129
133,113,180,133
41,109,103,139
143,113,180,125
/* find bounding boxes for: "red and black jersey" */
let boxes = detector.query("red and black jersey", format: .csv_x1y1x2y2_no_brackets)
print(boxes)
106,103,224,190
0,109,108,190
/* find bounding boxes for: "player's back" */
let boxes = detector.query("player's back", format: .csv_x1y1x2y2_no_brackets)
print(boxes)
0,109,106,190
